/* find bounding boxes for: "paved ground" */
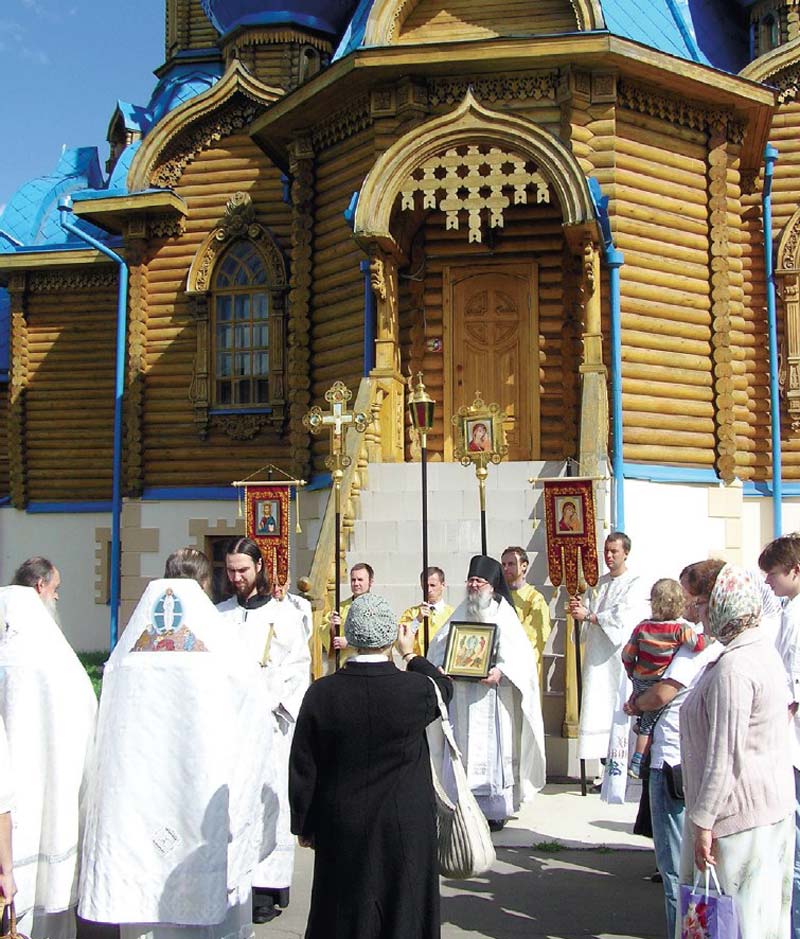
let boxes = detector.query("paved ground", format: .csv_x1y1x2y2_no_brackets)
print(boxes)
259,782,668,939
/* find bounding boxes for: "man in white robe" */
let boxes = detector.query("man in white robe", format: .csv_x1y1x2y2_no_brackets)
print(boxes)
217,540,311,924
79,570,274,939
427,555,545,830
0,585,97,939
569,531,647,762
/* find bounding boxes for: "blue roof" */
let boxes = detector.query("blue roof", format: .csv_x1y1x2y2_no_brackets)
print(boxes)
334,0,756,67
0,148,110,251
146,61,224,130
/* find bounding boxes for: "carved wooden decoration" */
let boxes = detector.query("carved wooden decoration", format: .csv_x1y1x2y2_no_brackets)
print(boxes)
287,137,315,478
399,144,550,244
8,274,28,508
776,205,800,431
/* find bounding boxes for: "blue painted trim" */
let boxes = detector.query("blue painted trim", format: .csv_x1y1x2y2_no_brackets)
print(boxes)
588,177,625,529
622,462,721,484
209,407,273,416
764,143,782,537
306,473,332,491
608,245,625,529
142,486,238,501
26,501,112,513
10,238,125,254
744,481,800,498
344,192,358,230
360,258,375,375
59,198,127,648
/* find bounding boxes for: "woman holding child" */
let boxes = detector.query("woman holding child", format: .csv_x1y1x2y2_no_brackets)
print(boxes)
679,562,794,939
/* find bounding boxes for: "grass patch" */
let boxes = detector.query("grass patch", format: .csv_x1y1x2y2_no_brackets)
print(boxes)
533,841,565,853
77,651,108,698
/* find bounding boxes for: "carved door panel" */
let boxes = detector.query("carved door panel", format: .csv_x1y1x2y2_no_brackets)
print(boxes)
446,263,537,461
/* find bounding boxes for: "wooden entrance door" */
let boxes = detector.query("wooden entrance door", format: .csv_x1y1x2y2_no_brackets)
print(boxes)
445,263,538,461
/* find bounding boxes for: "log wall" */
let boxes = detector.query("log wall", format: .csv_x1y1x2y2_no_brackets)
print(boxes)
142,132,293,486
399,0,577,42
608,110,717,467
309,124,378,470
24,284,117,500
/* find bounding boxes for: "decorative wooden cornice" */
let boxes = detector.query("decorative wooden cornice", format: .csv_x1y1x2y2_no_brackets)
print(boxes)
27,270,118,292
222,28,332,51
128,61,282,191
311,93,372,151
362,0,604,44
428,72,557,107
354,89,597,254
618,79,745,142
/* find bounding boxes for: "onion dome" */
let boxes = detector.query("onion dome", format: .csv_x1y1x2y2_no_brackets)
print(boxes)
200,0,361,38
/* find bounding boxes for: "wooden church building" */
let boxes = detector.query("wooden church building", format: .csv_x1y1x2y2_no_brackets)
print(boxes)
1,0,799,718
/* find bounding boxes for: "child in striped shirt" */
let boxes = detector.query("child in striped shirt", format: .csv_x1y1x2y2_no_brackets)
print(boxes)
622,577,709,778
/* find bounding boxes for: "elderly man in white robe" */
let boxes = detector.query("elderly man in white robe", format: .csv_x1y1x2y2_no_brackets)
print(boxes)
217,541,311,924
79,549,274,939
427,555,546,831
0,585,97,939
569,531,647,770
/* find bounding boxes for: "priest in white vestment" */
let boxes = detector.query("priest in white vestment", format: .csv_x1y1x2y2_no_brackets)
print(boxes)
79,567,274,939
217,574,311,923
569,532,648,761
427,555,546,829
0,585,97,939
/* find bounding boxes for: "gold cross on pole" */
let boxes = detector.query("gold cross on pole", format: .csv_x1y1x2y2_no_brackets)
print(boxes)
303,381,369,475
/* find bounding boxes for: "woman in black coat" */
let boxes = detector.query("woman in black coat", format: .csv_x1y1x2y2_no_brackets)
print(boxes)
289,593,453,939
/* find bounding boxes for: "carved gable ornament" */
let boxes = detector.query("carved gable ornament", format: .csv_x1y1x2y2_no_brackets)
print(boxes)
187,191,287,295
399,144,550,244
354,89,598,254
362,0,604,43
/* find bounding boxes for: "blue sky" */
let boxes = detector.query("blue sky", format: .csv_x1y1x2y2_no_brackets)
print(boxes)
0,0,165,210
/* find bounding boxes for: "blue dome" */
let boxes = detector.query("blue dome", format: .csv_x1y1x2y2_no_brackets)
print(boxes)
201,0,361,37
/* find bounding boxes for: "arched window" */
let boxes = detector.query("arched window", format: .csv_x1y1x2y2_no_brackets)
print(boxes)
760,13,780,52
299,47,321,83
212,241,270,407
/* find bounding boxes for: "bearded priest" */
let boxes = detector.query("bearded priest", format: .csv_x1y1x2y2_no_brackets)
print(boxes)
427,555,546,831
216,539,311,924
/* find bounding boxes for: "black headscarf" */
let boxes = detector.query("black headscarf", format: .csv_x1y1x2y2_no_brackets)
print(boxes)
467,555,514,608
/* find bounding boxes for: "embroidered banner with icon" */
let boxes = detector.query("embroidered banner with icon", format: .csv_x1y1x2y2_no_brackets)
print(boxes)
245,485,290,584
542,478,599,594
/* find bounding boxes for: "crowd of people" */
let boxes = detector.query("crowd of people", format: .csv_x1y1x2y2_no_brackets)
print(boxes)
3,530,800,939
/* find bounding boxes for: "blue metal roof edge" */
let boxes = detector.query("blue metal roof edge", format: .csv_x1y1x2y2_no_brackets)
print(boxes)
664,0,703,62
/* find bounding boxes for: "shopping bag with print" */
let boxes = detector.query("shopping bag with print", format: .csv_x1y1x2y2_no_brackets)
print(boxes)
679,865,740,939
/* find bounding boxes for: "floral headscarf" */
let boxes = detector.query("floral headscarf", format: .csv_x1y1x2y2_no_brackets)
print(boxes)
707,563,762,645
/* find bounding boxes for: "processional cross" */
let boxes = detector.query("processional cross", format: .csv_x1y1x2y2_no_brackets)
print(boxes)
303,381,369,669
